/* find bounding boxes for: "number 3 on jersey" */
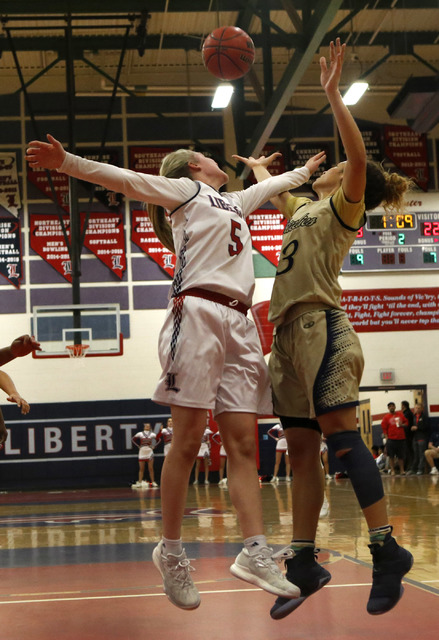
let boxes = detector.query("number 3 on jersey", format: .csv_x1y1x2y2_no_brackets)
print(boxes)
276,239,299,275
228,219,243,256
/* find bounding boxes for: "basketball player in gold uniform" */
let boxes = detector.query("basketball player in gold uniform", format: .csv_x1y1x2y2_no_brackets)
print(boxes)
235,38,414,620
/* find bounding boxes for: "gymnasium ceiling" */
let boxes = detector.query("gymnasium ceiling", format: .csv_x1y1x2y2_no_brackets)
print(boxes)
0,0,438,159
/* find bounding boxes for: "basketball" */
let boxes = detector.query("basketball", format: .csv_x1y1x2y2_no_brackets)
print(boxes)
202,26,255,81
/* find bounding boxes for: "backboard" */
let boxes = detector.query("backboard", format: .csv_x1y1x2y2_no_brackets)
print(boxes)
32,303,123,358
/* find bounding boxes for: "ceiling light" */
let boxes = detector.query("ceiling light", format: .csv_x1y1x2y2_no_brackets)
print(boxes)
342,82,369,106
211,84,234,109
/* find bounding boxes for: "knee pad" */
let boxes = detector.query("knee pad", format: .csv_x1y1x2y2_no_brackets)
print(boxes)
327,430,384,509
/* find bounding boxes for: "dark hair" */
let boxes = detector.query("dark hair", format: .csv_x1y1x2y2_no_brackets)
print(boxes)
365,161,414,212
387,402,395,407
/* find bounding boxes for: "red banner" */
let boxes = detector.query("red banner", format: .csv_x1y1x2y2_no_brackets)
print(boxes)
31,214,126,281
248,208,285,267
27,168,70,213
131,210,175,277
384,125,429,191
30,214,72,281
0,218,23,288
81,213,126,278
341,287,439,332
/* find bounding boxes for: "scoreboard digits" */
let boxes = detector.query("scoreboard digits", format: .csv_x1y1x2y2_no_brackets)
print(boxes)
342,209,439,272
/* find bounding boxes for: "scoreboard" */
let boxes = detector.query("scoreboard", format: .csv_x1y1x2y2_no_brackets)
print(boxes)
342,193,439,272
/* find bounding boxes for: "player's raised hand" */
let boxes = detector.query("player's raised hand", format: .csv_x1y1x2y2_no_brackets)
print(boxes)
320,37,345,97
26,134,66,170
305,151,327,176
10,335,41,358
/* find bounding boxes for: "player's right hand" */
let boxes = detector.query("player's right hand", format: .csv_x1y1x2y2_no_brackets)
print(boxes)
26,134,66,170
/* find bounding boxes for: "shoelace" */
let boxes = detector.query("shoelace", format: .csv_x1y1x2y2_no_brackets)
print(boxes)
272,546,295,563
166,556,196,587
252,547,284,574
272,546,322,563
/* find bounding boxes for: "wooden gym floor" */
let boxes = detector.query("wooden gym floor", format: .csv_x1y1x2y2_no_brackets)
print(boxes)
0,475,438,640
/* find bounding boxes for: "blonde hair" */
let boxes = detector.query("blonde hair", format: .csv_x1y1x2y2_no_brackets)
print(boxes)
147,149,197,254
365,161,415,213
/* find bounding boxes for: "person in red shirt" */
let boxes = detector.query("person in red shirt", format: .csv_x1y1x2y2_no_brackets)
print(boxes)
381,402,408,475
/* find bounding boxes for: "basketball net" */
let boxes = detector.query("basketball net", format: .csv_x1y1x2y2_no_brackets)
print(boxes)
66,344,89,359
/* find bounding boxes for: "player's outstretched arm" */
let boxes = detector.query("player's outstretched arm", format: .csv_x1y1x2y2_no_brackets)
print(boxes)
26,134,66,170
320,38,366,204
0,335,41,367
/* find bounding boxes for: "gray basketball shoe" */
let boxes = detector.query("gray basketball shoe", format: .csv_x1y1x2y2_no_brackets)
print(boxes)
152,540,201,610
230,547,301,598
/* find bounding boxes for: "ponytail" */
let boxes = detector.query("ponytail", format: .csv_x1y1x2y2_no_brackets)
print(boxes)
147,149,197,255
365,161,415,213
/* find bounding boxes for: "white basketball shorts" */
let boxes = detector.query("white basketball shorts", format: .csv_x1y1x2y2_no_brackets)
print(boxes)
153,295,272,417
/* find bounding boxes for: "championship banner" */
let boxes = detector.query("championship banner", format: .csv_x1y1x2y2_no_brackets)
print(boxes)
0,153,21,216
27,166,70,212
248,208,285,267
384,125,429,191
81,212,126,278
131,209,175,277
341,287,439,333
0,218,23,288
80,149,123,211
30,214,72,282
129,146,176,175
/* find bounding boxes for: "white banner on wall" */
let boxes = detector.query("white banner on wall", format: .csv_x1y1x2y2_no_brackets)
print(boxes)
0,152,21,216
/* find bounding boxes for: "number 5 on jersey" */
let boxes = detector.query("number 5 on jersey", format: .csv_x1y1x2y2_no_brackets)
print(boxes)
229,220,243,256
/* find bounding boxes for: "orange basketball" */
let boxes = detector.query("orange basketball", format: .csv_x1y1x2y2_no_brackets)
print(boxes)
202,26,255,81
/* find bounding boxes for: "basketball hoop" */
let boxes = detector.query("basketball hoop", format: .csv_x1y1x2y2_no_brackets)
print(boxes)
66,344,89,359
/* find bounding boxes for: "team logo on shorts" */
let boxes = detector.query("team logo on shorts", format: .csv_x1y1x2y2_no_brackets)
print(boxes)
165,372,180,393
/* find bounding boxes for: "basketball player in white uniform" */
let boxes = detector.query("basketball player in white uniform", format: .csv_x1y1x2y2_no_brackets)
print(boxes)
235,38,413,621
132,423,158,488
26,133,325,611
